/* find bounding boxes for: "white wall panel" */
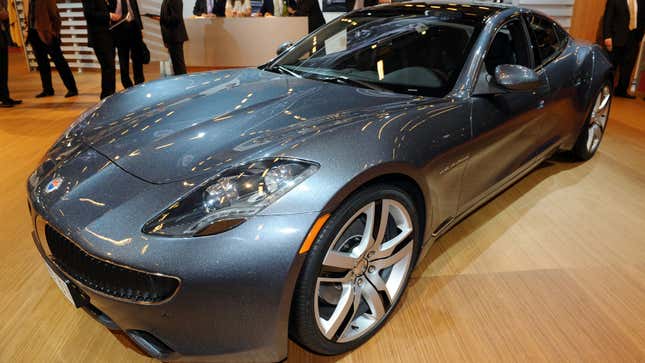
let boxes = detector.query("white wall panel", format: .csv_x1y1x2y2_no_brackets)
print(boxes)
508,0,575,30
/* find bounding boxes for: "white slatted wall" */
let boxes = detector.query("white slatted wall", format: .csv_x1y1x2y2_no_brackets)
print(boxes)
13,0,31,70
506,0,575,30
140,0,168,63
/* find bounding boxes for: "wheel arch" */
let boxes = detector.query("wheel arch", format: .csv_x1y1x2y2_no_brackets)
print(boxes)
319,165,432,245
565,43,614,149
585,48,614,116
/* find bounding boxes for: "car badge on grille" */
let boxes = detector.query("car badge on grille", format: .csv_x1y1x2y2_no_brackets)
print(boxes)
45,177,63,193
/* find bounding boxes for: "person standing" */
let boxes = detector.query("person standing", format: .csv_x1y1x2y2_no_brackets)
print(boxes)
1,0,21,107
193,0,225,16
603,0,645,98
292,0,324,33
25,0,78,98
109,0,145,88
224,0,251,17
258,0,296,16
81,0,115,99
160,0,188,75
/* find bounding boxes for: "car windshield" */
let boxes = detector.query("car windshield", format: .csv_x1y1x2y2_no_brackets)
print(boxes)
267,6,484,97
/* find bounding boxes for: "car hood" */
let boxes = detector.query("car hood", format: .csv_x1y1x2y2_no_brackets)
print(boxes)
81,68,415,184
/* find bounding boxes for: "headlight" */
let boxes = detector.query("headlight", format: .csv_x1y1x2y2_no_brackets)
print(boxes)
143,158,319,237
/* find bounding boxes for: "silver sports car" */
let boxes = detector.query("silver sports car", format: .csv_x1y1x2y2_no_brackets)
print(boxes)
27,1,613,361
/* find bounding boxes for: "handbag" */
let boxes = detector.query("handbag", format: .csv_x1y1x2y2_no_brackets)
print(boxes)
141,40,151,64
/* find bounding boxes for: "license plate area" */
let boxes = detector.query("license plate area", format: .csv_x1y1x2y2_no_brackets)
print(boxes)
45,262,88,308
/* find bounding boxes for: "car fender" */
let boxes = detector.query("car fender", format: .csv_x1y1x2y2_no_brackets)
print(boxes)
570,44,613,142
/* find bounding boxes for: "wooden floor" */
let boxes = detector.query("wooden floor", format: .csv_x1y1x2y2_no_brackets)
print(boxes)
1,51,645,363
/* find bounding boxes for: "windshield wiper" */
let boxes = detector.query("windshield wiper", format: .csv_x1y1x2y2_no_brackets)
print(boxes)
318,75,386,91
270,65,302,78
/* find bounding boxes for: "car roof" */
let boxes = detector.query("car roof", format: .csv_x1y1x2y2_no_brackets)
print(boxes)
356,1,562,32
351,1,514,24
372,1,513,14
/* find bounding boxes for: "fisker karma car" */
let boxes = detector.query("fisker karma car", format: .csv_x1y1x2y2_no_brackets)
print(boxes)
27,1,612,361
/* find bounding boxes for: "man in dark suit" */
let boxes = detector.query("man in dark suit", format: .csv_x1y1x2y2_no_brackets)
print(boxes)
26,0,78,98
193,0,225,16
293,0,325,33
109,0,145,88
603,0,645,98
81,0,115,99
161,0,188,75
1,0,21,107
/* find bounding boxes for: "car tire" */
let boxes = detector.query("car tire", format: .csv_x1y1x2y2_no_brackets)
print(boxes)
572,81,612,161
289,184,421,355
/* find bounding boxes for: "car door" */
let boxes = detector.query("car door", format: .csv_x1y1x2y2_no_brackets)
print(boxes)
524,12,577,147
457,16,550,213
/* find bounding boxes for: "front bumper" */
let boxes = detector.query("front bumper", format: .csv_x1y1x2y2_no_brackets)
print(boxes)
30,211,315,362
27,148,318,362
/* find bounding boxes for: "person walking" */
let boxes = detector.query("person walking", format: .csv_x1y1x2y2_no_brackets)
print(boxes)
109,0,145,88
82,0,115,99
1,0,21,106
25,0,78,98
603,0,645,98
160,0,188,75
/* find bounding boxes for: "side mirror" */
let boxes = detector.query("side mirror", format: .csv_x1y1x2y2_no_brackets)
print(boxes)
276,41,293,56
494,64,542,91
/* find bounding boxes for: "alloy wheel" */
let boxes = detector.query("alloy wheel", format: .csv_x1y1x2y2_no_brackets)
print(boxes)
314,199,414,343
586,85,611,154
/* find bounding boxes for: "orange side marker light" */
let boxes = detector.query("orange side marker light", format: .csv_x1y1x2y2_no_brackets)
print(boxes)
298,214,331,254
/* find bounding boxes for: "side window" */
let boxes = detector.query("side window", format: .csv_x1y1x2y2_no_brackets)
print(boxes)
554,24,569,49
526,14,566,68
484,19,531,75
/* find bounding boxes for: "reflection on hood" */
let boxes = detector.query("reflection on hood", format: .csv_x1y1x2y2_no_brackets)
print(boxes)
80,68,415,183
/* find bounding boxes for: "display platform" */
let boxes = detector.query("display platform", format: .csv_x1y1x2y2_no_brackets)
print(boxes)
184,17,309,68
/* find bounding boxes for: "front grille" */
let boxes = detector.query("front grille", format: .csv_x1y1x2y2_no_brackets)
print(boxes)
45,226,179,303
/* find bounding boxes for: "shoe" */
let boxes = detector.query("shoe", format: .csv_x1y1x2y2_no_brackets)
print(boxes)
65,90,78,98
614,91,636,99
35,90,54,98
0,99,15,108
8,98,22,105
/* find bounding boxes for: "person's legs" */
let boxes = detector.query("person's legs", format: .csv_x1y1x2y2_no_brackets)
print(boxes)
130,30,145,84
615,31,641,96
168,42,186,75
0,34,9,101
117,44,133,88
0,33,20,105
610,47,624,91
93,42,116,99
47,37,78,95
28,29,54,95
